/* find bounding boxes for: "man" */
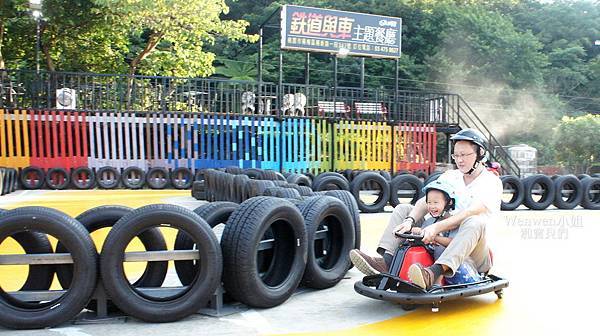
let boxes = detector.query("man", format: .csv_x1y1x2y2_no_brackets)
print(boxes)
349,128,502,290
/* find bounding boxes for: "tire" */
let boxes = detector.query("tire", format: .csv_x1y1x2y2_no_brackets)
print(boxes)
146,167,170,189
349,171,390,213
7,168,17,193
195,168,208,182
19,166,45,190
303,172,315,182
286,173,312,187
324,190,361,250
55,206,166,289
70,166,96,190
0,168,4,195
581,178,600,210
522,174,555,210
225,166,243,175
553,175,583,210
174,202,239,285
191,181,206,200
245,179,275,199
263,187,283,196
389,175,423,207
221,197,307,308
312,172,348,189
577,174,591,180
243,168,263,179
121,166,145,189
233,174,250,203
380,170,392,181
276,187,302,200
45,168,70,190
312,174,350,191
296,185,314,197
0,207,96,329
100,204,222,323
171,167,193,190
297,196,354,289
96,166,120,189
10,231,55,291
272,180,289,187
414,171,428,181
423,171,443,186
500,175,524,211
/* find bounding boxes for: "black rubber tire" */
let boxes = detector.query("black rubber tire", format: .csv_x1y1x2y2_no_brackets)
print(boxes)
0,168,4,195
70,166,96,190
263,187,283,196
286,173,312,187
550,174,560,181
221,197,307,308
171,167,193,190
222,173,236,202
0,207,97,329
45,167,70,190
100,204,222,323
55,205,166,289
577,174,591,180
553,175,583,210
522,174,555,210
96,166,120,189
174,202,239,286
191,181,206,200
121,166,145,189
423,171,443,186
276,187,302,200
245,179,276,199
414,171,428,181
19,166,45,190
592,174,600,179
324,190,361,250
195,168,208,182
581,178,600,210
349,171,390,213
233,174,250,203
243,168,263,179
10,231,55,291
380,170,392,181
500,175,524,211
303,172,315,182
389,174,423,207
312,174,350,191
225,166,243,175
296,185,314,197
297,196,354,289
146,167,170,189
272,180,289,187
312,172,348,189
10,168,18,192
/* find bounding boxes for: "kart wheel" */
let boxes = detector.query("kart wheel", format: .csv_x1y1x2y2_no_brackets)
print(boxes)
495,290,504,299
401,304,418,311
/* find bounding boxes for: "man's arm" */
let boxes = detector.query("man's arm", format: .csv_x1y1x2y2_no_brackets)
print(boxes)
392,197,429,235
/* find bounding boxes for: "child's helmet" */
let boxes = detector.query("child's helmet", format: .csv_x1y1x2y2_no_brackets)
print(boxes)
422,180,457,210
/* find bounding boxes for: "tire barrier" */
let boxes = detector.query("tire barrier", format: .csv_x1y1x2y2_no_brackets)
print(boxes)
221,197,307,308
100,204,222,323
19,166,44,190
297,196,355,289
389,174,423,207
70,166,96,190
146,167,170,189
552,175,583,210
1,167,18,195
349,171,390,213
96,166,120,189
45,168,70,190
121,166,145,189
522,174,555,210
0,207,97,329
171,167,193,190
500,175,524,211
581,178,600,210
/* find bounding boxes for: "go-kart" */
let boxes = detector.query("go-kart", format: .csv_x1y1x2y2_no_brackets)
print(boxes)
354,232,509,312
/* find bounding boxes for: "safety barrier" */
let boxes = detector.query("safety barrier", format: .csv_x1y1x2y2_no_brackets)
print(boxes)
0,109,436,175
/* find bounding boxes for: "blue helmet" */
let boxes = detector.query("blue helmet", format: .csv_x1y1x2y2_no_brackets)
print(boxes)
422,179,456,210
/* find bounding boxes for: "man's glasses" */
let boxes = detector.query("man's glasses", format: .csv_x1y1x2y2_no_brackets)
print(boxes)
451,152,476,160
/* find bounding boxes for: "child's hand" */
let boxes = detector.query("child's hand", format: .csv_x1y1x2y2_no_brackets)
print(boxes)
410,227,422,235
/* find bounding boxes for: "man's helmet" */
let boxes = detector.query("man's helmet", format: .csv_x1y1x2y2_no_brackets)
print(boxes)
450,128,488,174
422,179,457,212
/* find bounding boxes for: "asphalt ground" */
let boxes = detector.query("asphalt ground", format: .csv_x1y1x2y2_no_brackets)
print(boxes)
1,190,598,335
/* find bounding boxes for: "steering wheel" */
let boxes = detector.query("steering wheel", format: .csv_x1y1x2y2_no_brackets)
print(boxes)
394,232,425,240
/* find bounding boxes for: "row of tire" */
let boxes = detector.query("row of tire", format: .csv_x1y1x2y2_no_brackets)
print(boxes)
193,167,432,213
0,193,359,329
9,166,198,191
0,168,18,195
500,174,600,210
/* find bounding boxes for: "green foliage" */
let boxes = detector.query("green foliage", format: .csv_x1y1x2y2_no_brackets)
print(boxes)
553,114,600,173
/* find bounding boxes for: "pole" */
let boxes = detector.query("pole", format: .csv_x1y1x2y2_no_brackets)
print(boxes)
304,52,310,86
35,18,40,73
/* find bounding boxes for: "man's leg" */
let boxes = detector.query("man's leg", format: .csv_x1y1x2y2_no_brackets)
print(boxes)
409,216,492,289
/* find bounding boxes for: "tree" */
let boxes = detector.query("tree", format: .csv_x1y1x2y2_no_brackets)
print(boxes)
553,114,600,173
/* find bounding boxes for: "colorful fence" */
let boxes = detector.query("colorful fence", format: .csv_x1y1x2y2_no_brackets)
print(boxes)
0,109,437,174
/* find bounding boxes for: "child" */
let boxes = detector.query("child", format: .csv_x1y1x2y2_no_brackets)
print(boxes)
410,180,483,285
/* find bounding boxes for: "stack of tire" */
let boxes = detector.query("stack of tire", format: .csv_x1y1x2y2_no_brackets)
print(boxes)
500,174,600,210
0,195,356,329
17,165,195,191
1,167,18,195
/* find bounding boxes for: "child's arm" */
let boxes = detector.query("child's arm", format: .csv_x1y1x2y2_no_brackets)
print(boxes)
434,236,452,247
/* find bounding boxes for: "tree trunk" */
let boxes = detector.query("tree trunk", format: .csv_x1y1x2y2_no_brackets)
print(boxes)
126,31,163,109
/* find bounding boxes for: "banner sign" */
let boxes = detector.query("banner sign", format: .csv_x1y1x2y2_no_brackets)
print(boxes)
281,5,402,58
